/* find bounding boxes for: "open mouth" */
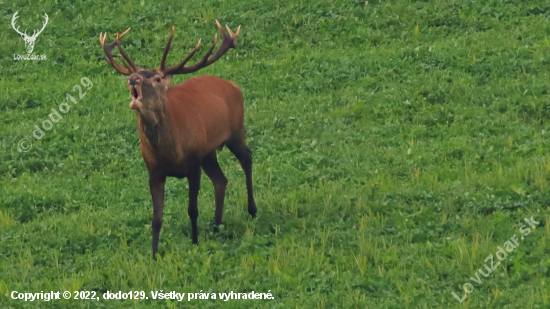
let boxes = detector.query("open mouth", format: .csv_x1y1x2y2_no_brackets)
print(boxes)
131,87,139,100
130,86,142,102
128,85,142,110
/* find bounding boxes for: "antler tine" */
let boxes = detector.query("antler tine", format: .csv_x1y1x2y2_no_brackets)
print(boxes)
163,38,205,75
161,20,241,76
99,29,138,75
196,33,218,65
225,25,234,37
118,27,131,40
160,25,175,71
113,54,133,71
113,28,138,72
215,19,224,33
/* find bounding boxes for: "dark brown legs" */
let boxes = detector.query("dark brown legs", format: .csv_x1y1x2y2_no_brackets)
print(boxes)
149,165,200,260
227,143,257,217
202,151,228,226
149,143,256,259
202,143,257,232
149,175,166,260
187,164,202,245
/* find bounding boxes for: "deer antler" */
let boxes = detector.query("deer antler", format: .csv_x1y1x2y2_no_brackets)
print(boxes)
30,13,48,38
160,20,241,76
99,28,139,75
11,11,27,37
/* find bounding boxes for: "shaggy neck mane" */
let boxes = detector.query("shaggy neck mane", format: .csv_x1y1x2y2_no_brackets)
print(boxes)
137,95,173,150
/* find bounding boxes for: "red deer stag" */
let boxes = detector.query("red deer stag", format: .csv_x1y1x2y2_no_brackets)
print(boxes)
99,21,257,260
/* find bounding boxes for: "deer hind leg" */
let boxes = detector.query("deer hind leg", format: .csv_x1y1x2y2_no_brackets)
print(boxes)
227,141,257,217
201,151,228,230
187,164,202,244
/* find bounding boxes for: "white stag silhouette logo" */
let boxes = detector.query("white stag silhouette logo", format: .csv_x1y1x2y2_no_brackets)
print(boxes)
11,11,49,54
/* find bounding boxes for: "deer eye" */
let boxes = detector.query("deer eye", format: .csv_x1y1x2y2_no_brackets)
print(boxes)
154,77,162,83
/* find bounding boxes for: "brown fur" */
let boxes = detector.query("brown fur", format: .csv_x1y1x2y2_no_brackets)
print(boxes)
138,75,245,178
129,71,257,260
100,22,256,260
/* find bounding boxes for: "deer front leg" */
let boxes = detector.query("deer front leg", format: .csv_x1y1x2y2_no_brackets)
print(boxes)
187,164,202,244
150,175,166,260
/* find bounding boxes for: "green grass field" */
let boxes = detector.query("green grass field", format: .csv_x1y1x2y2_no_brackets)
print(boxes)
2,0,550,308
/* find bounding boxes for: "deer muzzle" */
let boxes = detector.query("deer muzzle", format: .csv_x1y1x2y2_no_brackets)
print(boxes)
127,77,143,110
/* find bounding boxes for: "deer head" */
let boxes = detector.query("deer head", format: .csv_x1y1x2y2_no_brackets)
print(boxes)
99,21,240,113
11,11,49,54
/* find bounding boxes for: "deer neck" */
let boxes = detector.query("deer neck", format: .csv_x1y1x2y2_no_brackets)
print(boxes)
137,94,173,150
